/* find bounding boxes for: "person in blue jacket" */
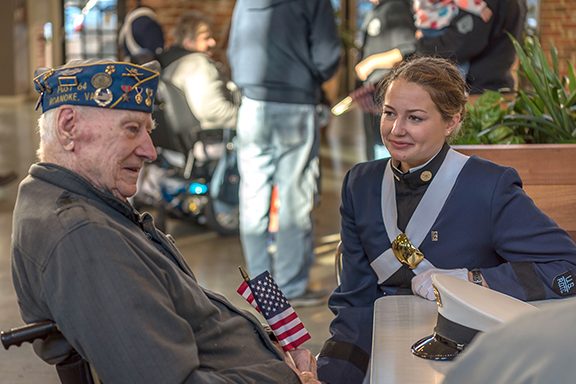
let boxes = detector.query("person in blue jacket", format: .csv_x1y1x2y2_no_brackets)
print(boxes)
317,56,576,384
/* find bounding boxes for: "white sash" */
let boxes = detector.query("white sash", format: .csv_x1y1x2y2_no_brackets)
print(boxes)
370,149,469,284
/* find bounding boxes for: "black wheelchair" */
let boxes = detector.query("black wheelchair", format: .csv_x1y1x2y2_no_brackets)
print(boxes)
135,76,240,235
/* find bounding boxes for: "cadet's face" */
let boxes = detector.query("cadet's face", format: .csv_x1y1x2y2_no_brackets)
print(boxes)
380,79,459,172
74,108,157,200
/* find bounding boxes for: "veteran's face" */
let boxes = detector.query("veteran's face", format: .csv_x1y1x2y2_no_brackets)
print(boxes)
380,79,459,172
73,108,157,201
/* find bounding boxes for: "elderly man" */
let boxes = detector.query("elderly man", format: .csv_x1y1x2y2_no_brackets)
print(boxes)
11,60,318,383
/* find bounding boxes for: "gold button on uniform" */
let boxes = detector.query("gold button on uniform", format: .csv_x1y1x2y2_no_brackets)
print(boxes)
420,170,432,182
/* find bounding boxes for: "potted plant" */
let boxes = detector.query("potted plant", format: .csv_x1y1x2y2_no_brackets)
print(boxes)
453,36,576,238
454,36,576,145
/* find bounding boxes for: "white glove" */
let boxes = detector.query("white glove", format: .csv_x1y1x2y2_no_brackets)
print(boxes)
411,268,469,300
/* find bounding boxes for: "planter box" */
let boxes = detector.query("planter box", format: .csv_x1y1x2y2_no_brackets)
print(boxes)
454,144,576,240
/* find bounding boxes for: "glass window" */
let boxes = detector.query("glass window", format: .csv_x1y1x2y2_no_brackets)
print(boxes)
64,0,118,61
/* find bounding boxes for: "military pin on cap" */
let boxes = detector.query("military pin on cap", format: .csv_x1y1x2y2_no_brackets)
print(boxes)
91,72,113,89
94,88,113,107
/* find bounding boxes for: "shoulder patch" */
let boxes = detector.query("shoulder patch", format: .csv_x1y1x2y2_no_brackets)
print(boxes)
55,192,90,230
552,271,576,296
56,191,78,208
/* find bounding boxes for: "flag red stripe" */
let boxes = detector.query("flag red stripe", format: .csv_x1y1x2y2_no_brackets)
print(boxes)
275,322,305,341
281,333,312,351
236,281,260,311
269,311,299,330
278,327,311,347
236,281,249,296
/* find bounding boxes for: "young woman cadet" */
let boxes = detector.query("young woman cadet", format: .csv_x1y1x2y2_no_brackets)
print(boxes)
317,56,576,384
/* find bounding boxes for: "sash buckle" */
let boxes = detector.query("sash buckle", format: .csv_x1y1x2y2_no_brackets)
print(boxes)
391,233,425,269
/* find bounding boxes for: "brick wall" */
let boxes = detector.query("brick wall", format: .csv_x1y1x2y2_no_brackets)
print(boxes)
539,0,576,75
126,0,236,65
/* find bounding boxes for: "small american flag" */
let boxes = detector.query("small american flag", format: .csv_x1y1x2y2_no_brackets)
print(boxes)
237,270,311,351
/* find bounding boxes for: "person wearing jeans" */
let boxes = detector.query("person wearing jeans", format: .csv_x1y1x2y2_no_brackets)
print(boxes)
236,98,319,300
228,0,341,306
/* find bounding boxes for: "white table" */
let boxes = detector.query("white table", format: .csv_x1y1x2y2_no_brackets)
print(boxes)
370,295,576,384
370,296,451,384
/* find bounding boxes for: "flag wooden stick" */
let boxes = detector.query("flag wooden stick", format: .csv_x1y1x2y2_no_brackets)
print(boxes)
284,349,298,374
239,266,250,283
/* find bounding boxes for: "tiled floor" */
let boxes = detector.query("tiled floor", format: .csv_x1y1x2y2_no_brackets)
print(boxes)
0,99,366,383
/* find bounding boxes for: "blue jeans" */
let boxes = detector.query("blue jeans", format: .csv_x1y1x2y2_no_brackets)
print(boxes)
236,97,318,298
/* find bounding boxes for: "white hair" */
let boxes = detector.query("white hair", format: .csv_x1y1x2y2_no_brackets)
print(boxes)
36,108,58,161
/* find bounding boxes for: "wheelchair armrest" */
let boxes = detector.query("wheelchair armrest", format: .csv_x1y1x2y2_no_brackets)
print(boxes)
3,321,100,384
1,320,60,350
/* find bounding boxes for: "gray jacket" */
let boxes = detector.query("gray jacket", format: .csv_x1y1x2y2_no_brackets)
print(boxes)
11,163,299,384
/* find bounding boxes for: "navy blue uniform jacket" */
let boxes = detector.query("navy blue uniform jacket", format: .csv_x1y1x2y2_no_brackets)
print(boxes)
318,154,576,383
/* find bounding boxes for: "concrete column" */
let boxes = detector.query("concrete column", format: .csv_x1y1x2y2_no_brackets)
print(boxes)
0,0,29,97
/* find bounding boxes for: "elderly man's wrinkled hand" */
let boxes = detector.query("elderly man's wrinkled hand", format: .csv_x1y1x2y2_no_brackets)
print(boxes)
285,348,321,383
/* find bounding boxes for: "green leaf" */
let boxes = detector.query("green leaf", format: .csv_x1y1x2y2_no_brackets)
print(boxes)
459,35,576,144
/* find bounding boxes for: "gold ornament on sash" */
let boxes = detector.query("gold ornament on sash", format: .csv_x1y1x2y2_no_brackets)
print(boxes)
391,233,425,269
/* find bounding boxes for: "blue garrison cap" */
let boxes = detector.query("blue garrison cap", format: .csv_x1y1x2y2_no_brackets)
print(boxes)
33,61,160,113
